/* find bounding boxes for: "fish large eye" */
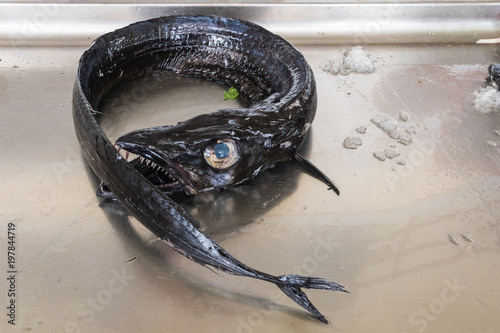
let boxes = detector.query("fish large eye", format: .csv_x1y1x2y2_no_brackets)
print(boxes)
203,139,239,170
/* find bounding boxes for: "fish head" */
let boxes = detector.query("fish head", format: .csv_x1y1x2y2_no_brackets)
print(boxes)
115,110,303,195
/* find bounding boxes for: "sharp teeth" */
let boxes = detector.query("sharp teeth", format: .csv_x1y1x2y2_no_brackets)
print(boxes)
113,145,175,182
114,144,127,159
114,144,141,162
159,167,175,180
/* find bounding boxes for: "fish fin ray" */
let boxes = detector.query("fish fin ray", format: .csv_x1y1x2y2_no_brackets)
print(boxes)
276,274,348,324
294,154,340,195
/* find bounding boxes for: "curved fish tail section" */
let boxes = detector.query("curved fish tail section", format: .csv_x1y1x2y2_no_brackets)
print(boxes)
276,274,348,324
162,222,348,324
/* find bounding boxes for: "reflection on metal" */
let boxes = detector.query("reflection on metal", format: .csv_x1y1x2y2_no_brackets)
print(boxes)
358,213,500,287
0,2,499,45
477,38,500,44
1,3,500,332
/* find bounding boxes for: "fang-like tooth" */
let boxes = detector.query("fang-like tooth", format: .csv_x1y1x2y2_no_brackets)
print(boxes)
113,145,143,163
114,144,127,159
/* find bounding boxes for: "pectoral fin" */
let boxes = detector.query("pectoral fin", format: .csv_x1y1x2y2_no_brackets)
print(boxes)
295,154,340,195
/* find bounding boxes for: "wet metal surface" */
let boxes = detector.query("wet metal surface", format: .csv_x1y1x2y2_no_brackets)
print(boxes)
1,2,500,45
1,3,500,333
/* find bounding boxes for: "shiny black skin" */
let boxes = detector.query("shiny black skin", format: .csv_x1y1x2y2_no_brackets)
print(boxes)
116,110,304,194
73,15,346,324
487,63,500,89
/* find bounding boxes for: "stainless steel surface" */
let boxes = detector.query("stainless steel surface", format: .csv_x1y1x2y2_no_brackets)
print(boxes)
0,2,500,45
1,3,500,333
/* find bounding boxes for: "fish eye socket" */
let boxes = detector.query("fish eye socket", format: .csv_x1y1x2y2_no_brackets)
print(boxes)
203,139,239,170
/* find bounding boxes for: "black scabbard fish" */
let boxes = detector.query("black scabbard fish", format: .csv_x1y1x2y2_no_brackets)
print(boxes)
73,15,345,324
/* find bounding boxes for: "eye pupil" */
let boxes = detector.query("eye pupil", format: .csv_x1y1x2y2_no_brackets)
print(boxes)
214,142,230,159
204,139,239,170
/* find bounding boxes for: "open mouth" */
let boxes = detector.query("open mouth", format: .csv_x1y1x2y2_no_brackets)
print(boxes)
114,143,186,195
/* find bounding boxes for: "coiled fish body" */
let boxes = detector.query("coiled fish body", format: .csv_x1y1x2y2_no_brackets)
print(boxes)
73,15,344,324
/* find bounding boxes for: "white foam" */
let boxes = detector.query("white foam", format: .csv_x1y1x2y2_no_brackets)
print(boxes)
324,46,375,76
343,136,363,149
472,86,500,114
371,115,398,133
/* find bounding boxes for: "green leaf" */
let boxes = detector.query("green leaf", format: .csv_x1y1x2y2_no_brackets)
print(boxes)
224,86,239,100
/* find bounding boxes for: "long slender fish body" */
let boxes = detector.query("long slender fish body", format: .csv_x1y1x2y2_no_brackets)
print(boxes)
73,15,345,324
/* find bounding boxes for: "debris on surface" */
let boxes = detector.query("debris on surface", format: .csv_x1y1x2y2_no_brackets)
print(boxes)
460,232,474,242
486,141,498,147
324,46,375,76
373,151,386,161
356,125,367,134
472,86,500,114
223,86,239,100
343,136,363,149
448,233,461,246
371,115,398,133
370,115,415,146
396,132,414,146
384,148,401,159
399,111,409,122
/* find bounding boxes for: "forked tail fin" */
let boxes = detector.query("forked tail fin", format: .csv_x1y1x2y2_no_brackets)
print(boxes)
276,274,349,324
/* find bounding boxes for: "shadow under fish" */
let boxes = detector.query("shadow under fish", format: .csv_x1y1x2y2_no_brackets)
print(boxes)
92,147,329,323
72,15,346,324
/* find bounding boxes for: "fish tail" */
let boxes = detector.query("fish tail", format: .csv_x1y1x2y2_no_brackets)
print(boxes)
275,274,348,324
